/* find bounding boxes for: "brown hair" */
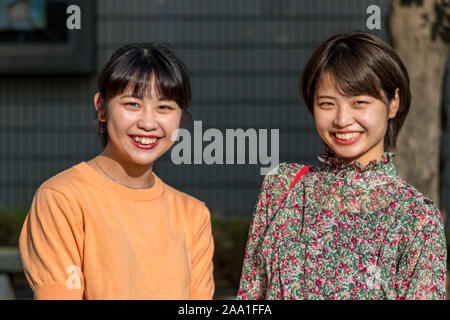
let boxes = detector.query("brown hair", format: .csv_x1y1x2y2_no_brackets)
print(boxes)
300,31,411,151
96,42,192,147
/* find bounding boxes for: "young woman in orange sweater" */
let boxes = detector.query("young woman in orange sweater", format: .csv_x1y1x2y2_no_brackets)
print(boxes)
20,43,214,300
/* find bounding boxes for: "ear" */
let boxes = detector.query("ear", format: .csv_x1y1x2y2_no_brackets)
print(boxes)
94,92,106,121
388,88,400,119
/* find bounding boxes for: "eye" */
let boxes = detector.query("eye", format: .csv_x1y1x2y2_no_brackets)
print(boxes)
125,102,140,108
354,101,368,106
158,105,173,111
319,102,334,108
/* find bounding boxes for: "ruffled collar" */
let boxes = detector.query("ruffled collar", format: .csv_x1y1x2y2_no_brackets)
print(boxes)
317,142,398,177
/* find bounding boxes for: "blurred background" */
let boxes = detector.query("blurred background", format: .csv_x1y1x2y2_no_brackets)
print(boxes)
0,0,448,299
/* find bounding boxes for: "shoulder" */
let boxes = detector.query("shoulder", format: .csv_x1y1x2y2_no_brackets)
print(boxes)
269,162,307,176
37,163,86,198
161,181,210,219
252,162,312,212
392,180,444,233
262,162,310,189
396,193,447,258
161,183,212,236
413,195,444,232
29,164,86,223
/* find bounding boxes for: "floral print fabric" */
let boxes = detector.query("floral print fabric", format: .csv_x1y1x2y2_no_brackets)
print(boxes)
238,144,447,300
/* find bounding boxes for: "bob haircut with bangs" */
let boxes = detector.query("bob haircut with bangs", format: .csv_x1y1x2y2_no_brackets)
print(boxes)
300,31,411,151
96,42,192,147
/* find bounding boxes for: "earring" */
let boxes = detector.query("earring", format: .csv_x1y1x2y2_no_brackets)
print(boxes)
98,115,106,122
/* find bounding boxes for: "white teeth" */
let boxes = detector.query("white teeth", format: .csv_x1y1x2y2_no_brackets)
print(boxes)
335,132,361,140
133,136,157,145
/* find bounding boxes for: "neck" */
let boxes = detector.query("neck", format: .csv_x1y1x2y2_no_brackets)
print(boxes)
92,150,154,189
325,140,385,167
337,151,383,166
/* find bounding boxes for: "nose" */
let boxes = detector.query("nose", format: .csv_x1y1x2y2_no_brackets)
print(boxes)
137,107,159,131
333,103,354,128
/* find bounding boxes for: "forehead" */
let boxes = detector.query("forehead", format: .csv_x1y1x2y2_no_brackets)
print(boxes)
315,72,331,89
120,74,164,100
314,72,341,95
313,71,382,101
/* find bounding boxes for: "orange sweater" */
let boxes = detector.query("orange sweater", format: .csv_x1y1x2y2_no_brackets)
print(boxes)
19,162,214,300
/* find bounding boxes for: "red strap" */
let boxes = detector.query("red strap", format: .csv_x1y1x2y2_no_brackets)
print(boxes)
288,165,311,191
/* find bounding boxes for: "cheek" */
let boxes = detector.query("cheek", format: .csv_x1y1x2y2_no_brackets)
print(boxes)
161,113,182,135
358,108,388,133
314,110,333,132
106,109,136,133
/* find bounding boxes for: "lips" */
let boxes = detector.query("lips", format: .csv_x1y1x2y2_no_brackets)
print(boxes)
132,136,157,145
129,135,160,149
331,131,364,145
333,132,362,140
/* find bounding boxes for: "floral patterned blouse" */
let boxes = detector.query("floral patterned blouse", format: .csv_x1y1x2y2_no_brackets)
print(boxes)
238,144,447,300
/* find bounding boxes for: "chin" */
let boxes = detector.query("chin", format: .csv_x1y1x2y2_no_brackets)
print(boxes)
129,155,159,167
330,145,364,161
121,142,172,167
337,154,360,162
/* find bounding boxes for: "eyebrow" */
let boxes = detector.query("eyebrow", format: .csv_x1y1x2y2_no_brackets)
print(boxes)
316,95,336,100
121,95,173,102
157,97,173,102
121,94,143,100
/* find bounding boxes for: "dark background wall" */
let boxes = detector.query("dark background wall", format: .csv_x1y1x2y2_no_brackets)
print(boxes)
0,0,449,221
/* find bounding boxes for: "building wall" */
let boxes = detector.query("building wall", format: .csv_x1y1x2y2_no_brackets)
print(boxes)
1,0,449,220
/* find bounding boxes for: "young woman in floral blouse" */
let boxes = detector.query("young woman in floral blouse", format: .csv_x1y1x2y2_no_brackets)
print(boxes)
237,32,447,300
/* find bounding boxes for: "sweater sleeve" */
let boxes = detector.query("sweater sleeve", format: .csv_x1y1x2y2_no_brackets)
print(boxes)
19,187,85,300
394,198,447,300
189,204,215,300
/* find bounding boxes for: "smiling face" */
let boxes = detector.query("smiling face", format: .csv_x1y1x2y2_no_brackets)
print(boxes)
313,72,399,165
95,77,182,170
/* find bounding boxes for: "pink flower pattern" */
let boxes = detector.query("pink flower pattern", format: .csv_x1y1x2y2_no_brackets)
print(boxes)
238,144,447,300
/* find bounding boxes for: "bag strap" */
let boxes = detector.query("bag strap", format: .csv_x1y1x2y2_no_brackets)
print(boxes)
288,165,311,192
271,165,311,217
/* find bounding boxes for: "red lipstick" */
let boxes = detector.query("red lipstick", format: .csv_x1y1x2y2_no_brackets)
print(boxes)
129,135,160,150
332,132,363,145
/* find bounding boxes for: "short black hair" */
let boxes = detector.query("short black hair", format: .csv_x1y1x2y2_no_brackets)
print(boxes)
300,32,411,151
96,42,191,147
